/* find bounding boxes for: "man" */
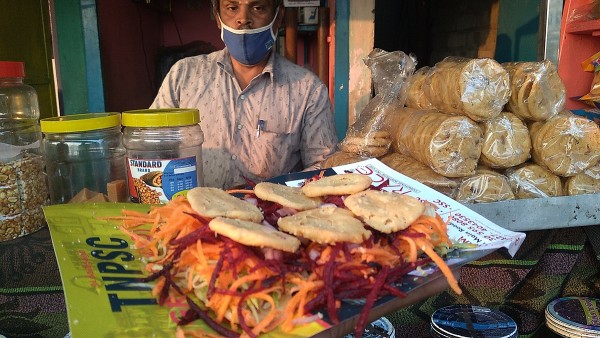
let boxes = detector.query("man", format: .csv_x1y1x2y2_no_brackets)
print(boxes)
151,0,338,189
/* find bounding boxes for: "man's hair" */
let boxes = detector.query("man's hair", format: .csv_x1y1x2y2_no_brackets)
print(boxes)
211,0,284,12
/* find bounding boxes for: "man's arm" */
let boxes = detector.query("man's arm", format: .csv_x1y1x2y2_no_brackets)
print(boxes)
301,83,339,171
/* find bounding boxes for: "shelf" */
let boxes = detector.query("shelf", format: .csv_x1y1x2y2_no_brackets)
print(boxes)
566,18,600,35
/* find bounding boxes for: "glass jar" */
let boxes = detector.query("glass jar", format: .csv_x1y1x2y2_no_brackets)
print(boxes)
121,108,204,204
40,113,126,204
0,61,48,241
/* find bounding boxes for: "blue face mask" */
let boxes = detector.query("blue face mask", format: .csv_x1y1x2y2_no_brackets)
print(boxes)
219,13,278,66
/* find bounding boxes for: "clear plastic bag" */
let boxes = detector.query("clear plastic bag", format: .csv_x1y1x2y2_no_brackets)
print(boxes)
405,66,434,110
379,152,459,197
320,151,370,169
530,112,600,177
479,112,531,169
502,60,566,122
566,0,600,23
422,57,510,122
455,167,515,204
565,172,600,195
338,49,416,158
392,108,483,178
505,162,563,199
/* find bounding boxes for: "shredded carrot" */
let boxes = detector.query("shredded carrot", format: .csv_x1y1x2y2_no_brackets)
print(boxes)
114,185,462,337
415,238,462,295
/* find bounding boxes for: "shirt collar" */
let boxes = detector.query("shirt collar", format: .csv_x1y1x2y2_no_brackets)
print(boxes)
216,48,276,83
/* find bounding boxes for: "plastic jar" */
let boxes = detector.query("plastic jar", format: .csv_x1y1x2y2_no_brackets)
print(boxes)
0,61,48,241
121,108,204,204
40,113,127,204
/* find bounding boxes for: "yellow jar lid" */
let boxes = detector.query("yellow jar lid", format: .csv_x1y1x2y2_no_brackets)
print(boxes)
121,108,200,127
40,112,121,133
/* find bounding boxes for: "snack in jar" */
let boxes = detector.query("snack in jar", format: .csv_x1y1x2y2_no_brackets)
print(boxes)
0,61,48,241
121,108,204,204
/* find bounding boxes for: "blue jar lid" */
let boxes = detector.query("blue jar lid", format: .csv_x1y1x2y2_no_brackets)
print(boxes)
430,305,518,338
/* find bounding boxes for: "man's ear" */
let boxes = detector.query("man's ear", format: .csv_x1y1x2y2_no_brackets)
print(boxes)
274,5,285,30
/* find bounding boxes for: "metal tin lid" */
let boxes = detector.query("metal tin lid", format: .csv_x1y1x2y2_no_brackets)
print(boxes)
0,61,25,78
430,305,518,338
121,108,200,128
546,297,600,337
343,317,395,338
40,113,121,133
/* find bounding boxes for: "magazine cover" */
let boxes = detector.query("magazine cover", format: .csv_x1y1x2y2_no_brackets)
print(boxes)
43,159,526,337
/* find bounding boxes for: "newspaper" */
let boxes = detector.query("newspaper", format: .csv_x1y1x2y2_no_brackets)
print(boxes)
279,158,525,256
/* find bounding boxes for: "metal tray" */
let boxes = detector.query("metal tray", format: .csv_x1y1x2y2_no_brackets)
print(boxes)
465,194,600,231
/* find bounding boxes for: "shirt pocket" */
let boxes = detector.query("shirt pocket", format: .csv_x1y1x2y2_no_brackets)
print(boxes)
243,122,300,177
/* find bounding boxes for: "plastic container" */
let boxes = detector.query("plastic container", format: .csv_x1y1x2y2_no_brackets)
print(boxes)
40,113,127,204
121,108,204,204
0,61,48,241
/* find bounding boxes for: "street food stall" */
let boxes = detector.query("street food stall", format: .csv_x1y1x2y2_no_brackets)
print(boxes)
1,1,600,338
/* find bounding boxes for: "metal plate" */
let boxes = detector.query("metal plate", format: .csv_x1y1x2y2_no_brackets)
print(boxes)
465,194,600,231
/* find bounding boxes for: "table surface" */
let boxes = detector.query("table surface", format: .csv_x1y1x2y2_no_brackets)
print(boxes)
1,225,599,338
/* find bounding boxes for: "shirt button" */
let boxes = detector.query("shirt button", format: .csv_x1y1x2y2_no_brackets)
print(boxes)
237,124,243,130
240,94,245,100
231,155,237,160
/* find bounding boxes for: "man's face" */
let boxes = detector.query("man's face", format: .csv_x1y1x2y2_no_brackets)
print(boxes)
215,0,281,30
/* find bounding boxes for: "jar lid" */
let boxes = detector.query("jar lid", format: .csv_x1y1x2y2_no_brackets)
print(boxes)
430,305,518,338
0,61,25,78
40,112,121,133
121,108,200,127
546,297,600,337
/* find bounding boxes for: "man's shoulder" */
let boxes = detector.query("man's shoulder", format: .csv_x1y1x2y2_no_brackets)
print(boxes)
273,54,323,84
173,49,226,70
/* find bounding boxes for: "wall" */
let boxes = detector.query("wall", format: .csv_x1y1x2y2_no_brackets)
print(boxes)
429,0,499,64
97,1,323,112
97,0,220,112
495,0,540,62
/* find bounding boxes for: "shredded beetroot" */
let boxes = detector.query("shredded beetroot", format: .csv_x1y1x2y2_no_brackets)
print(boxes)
322,195,346,207
383,284,407,298
207,247,226,299
323,244,341,324
184,297,240,338
354,266,390,338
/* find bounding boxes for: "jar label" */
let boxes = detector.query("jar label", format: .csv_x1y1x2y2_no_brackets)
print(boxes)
126,156,199,204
